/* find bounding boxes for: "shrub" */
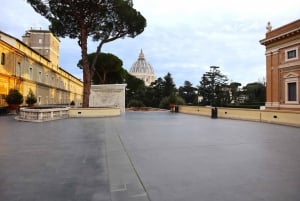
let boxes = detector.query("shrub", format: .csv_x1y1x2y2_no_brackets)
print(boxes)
169,93,176,104
176,96,185,105
127,99,145,108
5,89,23,105
70,100,75,106
159,96,186,109
159,97,170,109
25,89,37,105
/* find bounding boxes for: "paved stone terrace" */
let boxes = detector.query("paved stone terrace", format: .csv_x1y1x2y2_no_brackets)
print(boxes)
1,112,300,201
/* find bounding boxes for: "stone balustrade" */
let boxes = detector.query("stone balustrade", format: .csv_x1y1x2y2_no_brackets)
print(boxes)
16,107,69,122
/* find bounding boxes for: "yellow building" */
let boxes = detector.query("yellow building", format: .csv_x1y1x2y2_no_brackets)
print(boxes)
0,29,83,107
260,19,300,111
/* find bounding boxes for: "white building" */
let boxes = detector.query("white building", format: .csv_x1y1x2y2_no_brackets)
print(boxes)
129,49,156,86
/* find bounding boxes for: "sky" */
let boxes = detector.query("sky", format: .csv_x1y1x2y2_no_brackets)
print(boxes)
1,0,300,87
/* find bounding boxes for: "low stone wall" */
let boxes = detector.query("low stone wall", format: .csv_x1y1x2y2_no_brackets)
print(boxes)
16,107,69,122
69,107,120,118
16,107,121,122
178,106,211,116
261,110,300,127
179,105,300,127
218,107,261,122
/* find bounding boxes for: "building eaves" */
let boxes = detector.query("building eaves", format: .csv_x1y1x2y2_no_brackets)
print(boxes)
259,27,300,45
0,30,51,62
0,30,81,83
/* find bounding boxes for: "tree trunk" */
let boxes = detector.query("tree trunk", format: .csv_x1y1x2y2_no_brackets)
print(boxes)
90,40,105,79
80,27,90,108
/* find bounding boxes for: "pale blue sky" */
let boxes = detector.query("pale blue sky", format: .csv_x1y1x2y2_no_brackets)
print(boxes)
1,0,300,87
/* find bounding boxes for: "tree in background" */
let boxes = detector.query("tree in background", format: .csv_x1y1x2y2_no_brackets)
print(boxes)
144,78,164,108
178,80,197,104
198,66,229,106
229,82,242,104
27,0,146,107
78,53,123,84
242,82,266,104
142,73,177,108
198,75,211,105
124,69,146,107
162,72,176,98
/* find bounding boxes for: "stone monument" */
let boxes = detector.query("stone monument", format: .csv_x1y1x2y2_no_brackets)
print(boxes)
89,84,127,113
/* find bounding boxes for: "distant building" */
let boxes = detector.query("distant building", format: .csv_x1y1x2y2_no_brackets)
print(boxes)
22,29,60,67
129,49,156,86
260,19,300,110
0,29,83,106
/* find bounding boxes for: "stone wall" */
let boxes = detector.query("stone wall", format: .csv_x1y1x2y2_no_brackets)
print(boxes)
89,84,126,113
179,105,300,127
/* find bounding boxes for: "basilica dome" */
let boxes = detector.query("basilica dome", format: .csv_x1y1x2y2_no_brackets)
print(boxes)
129,49,156,86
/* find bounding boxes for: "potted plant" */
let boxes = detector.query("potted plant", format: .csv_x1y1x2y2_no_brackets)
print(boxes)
70,100,75,107
26,89,37,107
169,93,177,111
5,89,24,111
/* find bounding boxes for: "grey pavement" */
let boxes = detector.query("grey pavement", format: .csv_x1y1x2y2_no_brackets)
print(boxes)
1,112,300,201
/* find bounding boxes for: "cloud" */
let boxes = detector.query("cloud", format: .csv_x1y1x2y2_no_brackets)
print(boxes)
1,0,299,87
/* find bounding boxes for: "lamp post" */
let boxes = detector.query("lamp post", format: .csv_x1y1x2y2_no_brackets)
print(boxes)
210,66,219,107
210,66,219,118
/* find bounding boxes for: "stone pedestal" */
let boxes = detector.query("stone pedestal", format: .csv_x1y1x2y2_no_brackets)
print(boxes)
89,84,126,113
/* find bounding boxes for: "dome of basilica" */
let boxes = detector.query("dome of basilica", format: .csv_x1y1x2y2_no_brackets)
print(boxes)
129,49,156,86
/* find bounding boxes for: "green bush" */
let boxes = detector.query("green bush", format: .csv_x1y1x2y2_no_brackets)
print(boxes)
5,89,23,105
176,96,185,105
159,97,170,109
25,89,37,105
70,100,75,106
127,99,145,107
159,96,186,109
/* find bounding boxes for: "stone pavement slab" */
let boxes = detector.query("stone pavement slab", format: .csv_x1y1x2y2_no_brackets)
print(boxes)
114,112,300,201
1,112,300,201
0,116,111,201
104,118,150,201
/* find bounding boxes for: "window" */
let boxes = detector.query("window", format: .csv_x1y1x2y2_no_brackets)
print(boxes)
287,82,297,101
45,74,49,84
287,50,296,59
29,67,33,79
38,39,43,44
16,62,21,77
285,48,298,61
38,71,42,82
284,73,299,104
1,53,5,65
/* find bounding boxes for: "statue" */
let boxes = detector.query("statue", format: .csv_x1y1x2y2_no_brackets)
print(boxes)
266,21,272,32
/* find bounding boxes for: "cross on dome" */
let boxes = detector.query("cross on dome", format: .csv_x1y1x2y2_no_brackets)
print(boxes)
138,49,145,60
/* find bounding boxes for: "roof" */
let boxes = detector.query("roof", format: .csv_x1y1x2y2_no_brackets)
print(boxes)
260,19,300,46
130,49,155,75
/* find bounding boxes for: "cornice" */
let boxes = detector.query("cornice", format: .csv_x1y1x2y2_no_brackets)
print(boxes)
260,27,300,46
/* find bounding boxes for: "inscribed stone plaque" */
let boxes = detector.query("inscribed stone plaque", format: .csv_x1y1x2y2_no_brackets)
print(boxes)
89,84,126,113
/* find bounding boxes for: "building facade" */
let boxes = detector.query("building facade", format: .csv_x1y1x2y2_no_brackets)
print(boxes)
0,29,83,107
260,19,300,110
129,49,156,86
22,29,60,67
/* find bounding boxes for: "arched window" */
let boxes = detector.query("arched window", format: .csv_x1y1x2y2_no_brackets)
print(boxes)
1,53,5,65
